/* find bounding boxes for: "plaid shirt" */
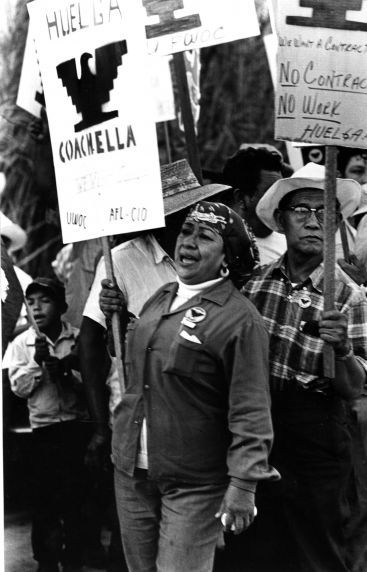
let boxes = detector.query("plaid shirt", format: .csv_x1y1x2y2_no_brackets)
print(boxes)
243,256,367,391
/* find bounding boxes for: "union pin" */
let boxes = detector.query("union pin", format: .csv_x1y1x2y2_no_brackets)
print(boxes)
298,293,311,309
184,307,207,323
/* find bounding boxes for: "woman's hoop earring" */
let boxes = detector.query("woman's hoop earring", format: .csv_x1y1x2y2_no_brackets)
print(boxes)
220,265,230,278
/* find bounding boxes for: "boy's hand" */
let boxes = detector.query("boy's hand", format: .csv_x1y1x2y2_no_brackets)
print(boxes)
44,356,64,380
34,337,50,365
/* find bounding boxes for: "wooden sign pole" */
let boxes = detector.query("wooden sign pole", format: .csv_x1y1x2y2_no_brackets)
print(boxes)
339,220,351,263
323,145,337,379
101,236,126,394
163,121,172,164
173,51,203,185
25,297,43,338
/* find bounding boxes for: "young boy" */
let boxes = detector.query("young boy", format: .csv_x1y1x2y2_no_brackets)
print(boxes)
7,277,88,572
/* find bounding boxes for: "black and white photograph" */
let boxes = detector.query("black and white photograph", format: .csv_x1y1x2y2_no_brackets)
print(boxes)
2,1,367,571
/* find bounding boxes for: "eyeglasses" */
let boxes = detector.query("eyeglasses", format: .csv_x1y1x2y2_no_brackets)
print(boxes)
283,206,325,223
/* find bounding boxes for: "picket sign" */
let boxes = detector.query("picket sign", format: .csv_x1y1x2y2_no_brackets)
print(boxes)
16,19,45,118
273,0,367,378
28,0,167,394
143,0,259,56
149,0,260,185
1,248,24,357
27,0,259,392
173,52,203,183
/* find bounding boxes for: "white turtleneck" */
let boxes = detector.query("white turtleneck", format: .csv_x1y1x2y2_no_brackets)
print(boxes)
169,276,224,312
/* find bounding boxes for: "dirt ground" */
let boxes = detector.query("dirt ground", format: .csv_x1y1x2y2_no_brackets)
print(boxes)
4,509,112,572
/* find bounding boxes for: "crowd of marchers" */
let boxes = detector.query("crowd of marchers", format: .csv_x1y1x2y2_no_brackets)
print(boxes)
3,145,367,572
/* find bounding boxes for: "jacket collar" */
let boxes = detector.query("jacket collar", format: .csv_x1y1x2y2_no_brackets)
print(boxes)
268,254,323,294
25,320,76,346
162,278,235,312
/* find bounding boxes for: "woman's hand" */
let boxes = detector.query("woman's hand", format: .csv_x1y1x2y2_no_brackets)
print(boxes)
99,278,127,319
319,310,350,356
216,484,256,535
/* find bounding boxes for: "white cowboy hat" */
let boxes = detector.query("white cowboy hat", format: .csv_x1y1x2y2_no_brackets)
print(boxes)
256,162,361,233
352,184,367,218
0,212,27,252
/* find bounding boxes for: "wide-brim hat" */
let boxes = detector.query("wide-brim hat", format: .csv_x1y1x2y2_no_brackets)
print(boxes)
0,212,27,253
256,162,361,233
161,160,230,216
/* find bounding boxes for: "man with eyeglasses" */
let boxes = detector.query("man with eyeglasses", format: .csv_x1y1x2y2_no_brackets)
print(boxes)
240,163,367,572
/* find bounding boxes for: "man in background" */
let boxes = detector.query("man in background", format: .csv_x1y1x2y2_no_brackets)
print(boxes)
222,145,290,264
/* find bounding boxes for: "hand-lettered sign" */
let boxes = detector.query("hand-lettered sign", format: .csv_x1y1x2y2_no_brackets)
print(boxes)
17,19,45,118
143,0,260,55
274,0,367,148
27,0,164,243
18,21,175,123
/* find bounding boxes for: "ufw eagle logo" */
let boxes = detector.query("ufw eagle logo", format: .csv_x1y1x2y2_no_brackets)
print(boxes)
287,0,367,31
57,40,127,133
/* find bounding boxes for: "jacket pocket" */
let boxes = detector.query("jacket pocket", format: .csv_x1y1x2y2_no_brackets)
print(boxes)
163,335,215,378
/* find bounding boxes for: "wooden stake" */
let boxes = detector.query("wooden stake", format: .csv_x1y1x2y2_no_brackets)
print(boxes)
323,146,337,379
339,220,351,263
173,51,203,185
24,297,43,338
163,121,172,164
102,236,126,394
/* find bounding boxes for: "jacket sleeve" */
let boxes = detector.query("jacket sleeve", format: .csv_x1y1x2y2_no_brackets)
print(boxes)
223,312,280,491
7,338,43,398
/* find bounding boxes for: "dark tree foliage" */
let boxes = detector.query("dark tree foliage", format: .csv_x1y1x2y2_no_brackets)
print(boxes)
0,0,62,277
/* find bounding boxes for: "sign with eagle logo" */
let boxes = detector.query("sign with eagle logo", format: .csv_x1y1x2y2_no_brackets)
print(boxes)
273,0,367,149
143,0,259,55
27,0,164,243
18,21,175,123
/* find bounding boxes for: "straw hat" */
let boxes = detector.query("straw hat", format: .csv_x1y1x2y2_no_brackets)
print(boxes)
0,212,27,253
161,160,230,216
256,162,361,233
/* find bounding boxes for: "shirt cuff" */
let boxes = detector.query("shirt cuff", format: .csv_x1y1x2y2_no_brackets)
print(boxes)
230,477,257,493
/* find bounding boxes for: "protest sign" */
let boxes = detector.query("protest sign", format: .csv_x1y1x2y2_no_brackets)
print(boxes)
18,23,175,123
16,19,44,118
150,56,175,122
1,247,23,356
27,0,164,244
143,0,259,56
274,0,367,148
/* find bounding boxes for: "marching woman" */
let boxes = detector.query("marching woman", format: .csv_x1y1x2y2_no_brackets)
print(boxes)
99,201,279,572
